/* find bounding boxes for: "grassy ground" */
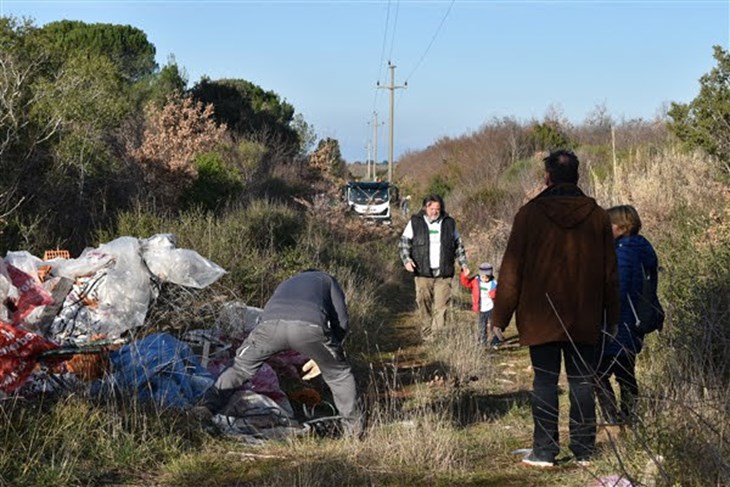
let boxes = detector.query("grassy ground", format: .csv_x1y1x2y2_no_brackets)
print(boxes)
151,272,651,487
3,200,705,486
155,335,636,486
0,268,699,486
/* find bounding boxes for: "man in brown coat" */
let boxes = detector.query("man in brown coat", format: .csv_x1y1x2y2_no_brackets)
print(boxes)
492,150,619,467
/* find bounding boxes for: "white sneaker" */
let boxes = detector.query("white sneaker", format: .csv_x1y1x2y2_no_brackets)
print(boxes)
521,452,554,468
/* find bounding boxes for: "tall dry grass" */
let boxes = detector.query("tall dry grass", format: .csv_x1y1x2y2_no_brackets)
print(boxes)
575,147,729,484
406,126,730,484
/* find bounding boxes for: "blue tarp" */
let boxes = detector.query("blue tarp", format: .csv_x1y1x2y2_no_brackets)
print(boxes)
96,333,214,408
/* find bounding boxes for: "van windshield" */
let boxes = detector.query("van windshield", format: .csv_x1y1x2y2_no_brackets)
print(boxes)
350,187,389,205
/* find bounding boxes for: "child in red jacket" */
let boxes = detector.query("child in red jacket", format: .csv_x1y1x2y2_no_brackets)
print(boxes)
460,262,503,348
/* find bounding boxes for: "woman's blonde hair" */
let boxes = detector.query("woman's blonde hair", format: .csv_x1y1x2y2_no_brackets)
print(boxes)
607,205,642,236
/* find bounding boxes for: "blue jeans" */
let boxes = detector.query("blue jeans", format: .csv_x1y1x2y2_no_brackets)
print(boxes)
477,310,492,345
529,341,597,461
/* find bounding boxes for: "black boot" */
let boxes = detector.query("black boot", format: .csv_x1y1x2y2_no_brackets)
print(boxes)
191,386,234,421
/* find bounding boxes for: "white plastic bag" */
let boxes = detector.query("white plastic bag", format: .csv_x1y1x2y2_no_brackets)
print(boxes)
0,259,18,322
216,301,262,338
93,237,153,336
52,249,114,279
141,234,226,289
4,251,43,282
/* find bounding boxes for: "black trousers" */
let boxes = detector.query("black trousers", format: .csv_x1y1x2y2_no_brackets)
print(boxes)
529,341,597,461
595,352,638,423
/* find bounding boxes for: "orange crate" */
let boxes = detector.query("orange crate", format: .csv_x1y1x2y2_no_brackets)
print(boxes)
38,249,70,281
43,250,70,261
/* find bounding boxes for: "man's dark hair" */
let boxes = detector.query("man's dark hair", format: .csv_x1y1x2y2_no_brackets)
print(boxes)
543,149,579,184
422,194,445,212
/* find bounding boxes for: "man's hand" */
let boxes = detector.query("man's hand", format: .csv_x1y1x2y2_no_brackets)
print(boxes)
302,359,321,380
404,260,416,273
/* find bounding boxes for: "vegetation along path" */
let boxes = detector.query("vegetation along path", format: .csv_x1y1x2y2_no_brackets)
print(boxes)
0,17,727,485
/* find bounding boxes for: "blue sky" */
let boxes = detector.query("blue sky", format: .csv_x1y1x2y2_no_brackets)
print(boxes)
2,0,728,162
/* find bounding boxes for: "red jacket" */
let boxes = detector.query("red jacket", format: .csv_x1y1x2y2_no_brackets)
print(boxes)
460,273,497,313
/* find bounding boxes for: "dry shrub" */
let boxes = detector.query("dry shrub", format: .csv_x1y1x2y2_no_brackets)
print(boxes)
0,394,205,487
131,93,227,207
396,118,532,194
244,409,464,486
590,147,722,231
658,385,729,479
587,147,730,483
460,204,515,267
326,264,384,358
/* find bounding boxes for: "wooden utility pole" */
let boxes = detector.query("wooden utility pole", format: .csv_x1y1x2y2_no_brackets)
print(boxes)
378,62,406,183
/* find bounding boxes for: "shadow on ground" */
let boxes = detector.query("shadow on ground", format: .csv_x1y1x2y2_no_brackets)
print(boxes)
450,389,532,426
370,268,421,353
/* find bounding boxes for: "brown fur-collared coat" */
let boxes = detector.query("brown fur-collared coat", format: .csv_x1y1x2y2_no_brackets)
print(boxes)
492,184,619,346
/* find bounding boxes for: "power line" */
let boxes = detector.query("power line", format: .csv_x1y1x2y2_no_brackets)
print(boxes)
404,0,456,83
372,0,392,111
387,0,401,63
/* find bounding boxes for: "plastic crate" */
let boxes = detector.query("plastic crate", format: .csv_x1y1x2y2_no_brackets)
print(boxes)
42,250,70,261
38,249,70,281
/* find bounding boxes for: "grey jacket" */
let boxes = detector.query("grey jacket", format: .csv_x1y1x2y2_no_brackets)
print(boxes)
261,271,349,341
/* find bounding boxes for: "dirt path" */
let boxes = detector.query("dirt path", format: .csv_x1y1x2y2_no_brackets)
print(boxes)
360,269,620,486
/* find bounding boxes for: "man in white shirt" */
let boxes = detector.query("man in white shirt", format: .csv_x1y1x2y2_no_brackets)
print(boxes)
399,194,469,342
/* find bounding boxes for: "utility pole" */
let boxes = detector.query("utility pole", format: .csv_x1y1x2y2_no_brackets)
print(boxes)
366,142,372,180
377,62,406,183
371,111,384,181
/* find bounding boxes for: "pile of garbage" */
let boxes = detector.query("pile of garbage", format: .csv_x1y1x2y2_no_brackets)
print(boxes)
0,234,334,441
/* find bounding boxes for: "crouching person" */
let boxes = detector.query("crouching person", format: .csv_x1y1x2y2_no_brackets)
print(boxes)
194,269,363,437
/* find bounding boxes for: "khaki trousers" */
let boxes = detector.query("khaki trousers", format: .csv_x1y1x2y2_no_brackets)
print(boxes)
415,275,453,340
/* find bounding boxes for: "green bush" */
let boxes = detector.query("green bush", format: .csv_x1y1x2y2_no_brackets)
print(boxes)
244,199,303,251
182,151,243,211
529,121,576,152
426,175,452,198
500,157,541,185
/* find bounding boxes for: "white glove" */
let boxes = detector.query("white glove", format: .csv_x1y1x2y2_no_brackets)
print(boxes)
301,359,321,380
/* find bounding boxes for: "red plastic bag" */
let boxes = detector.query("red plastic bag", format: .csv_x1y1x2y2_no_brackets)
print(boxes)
6,264,53,325
0,321,58,393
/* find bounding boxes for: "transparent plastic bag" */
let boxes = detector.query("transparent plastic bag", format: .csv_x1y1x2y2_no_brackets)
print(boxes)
4,251,43,281
141,234,226,289
0,260,18,322
52,249,114,279
215,301,262,338
92,237,153,337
